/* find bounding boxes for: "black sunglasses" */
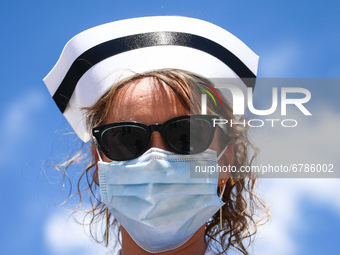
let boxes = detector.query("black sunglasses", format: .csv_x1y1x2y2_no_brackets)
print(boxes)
92,114,222,161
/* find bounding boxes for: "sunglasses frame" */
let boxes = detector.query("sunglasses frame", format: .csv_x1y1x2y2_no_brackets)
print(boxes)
92,114,221,161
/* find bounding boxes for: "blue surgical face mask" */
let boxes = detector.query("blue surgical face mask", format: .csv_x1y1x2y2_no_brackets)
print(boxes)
98,147,226,253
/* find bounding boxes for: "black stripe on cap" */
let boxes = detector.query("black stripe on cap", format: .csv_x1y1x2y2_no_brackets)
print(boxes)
53,31,256,113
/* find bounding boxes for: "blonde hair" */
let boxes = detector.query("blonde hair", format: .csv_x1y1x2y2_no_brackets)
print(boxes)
57,69,269,254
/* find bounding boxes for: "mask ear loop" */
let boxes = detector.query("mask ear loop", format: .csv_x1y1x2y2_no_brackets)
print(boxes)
93,136,108,245
217,144,228,161
217,144,228,230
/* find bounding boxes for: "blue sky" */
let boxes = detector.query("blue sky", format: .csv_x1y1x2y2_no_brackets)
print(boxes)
0,1,339,255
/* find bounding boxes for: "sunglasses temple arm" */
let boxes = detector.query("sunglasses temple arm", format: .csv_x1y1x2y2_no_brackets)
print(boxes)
217,145,228,161
217,123,228,137
92,136,103,162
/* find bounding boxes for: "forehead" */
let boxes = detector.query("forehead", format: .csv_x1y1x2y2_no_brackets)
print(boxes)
105,77,189,125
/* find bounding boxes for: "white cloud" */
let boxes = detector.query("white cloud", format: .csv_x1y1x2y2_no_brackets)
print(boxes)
0,89,45,161
2,90,45,136
254,178,340,255
251,107,340,255
44,209,119,255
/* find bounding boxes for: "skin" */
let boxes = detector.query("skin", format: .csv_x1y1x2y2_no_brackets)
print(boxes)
96,77,234,255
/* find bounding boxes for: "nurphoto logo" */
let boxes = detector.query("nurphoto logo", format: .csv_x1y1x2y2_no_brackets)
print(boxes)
200,79,312,128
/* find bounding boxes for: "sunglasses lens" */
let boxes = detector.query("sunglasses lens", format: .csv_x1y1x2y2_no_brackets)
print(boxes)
164,117,213,154
101,125,148,160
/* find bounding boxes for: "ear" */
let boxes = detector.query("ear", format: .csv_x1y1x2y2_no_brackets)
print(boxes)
218,145,234,187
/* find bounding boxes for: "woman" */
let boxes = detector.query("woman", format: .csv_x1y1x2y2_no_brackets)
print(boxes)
44,16,268,255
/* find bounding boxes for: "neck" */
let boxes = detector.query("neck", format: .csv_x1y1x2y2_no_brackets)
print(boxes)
120,225,207,255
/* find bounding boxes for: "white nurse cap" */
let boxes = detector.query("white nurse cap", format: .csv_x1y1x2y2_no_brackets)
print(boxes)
43,16,259,142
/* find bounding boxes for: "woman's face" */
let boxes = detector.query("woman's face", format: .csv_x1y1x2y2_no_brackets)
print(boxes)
103,77,189,159
102,77,232,183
